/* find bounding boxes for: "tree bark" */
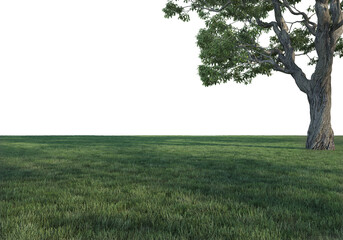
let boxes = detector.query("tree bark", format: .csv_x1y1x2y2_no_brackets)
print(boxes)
306,65,335,150
305,1,337,150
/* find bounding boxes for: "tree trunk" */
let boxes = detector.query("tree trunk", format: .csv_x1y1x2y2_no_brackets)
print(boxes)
306,74,335,150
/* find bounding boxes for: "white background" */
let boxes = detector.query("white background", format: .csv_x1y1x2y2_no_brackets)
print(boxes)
0,0,342,135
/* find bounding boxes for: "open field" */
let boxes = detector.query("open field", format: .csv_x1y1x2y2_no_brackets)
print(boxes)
0,136,342,240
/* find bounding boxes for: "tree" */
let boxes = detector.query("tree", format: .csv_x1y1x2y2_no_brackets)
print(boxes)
163,0,343,150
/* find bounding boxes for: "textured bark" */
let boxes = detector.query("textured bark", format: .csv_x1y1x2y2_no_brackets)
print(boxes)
306,79,335,150
169,0,343,150
306,51,335,150
304,1,337,150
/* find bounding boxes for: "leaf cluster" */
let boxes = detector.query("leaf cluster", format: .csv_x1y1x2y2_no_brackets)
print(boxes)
164,0,343,86
197,16,272,85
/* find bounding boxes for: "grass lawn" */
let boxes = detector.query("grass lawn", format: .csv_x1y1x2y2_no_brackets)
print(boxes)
0,136,342,240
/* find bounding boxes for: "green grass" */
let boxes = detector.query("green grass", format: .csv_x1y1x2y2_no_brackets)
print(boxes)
0,136,342,240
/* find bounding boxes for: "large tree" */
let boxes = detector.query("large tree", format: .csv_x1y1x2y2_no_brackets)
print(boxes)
163,0,343,150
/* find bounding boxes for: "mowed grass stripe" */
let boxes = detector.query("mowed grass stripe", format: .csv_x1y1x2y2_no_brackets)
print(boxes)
0,136,342,240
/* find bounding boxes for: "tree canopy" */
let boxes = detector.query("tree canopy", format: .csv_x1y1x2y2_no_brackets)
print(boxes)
163,0,343,90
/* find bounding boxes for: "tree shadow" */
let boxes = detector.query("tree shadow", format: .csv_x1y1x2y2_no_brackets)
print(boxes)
0,136,342,239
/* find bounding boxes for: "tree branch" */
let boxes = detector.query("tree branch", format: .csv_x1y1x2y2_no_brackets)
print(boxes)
249,2,311,93
176,0,313,92
254,18,278,29
332,19,343,32
271,0,311,93
240,44,291,74
281,0,317,36
330,0,342,26
330,0,343,42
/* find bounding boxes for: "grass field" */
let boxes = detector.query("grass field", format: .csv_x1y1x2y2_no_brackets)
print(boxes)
0,136,342,240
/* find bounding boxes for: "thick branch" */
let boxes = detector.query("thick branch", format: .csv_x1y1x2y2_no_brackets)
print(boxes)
272,0,289,32
180,0,312,92
255,18,278,29
333,19,343,31
281,0,317,35
252,2,311,93
272,0,311,93
271,0,293,60
330,0,343,42
330,0,342,25
310,1,335,89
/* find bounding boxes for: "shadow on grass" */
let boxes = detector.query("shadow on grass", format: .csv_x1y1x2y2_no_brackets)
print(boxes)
0,136,342,239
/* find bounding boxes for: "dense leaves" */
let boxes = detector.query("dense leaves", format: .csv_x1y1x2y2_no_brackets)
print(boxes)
163,0,343,86
197,17,272,85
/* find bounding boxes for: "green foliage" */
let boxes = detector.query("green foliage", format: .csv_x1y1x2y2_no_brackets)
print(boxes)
335,38,343,58
196,14,274,85
288,28,317,66
163,2,190,22
162,1,284,85
289,28,314,54
163,1,343,86
1,136,343,239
